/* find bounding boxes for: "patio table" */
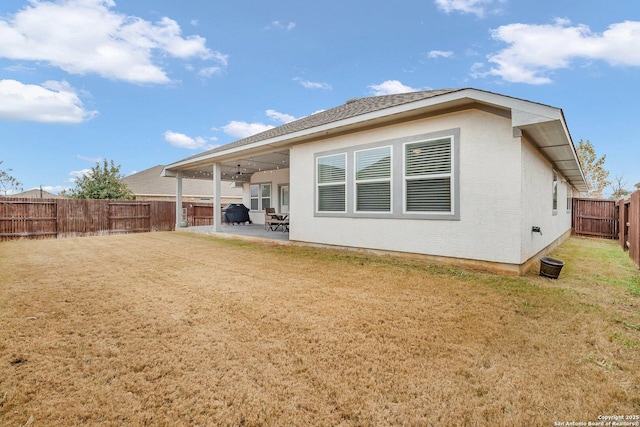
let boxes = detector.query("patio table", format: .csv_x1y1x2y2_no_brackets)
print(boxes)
267,213,289,232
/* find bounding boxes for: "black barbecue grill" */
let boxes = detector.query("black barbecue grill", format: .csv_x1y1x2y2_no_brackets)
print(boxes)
221,203,252,224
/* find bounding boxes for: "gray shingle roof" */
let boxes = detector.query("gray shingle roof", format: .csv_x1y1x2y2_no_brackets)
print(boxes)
176,89,462,164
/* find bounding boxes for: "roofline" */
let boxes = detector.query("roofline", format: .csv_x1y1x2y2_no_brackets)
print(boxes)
163,88,587,190
165,88,565,170
164,88,471,171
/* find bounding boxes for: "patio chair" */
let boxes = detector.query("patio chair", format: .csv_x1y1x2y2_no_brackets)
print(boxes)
264,207,276,230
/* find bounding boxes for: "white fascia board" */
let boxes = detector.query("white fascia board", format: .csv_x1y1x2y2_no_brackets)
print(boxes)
164,88,564,172
462,89,562,123
164,90,474,171
161,167,177,177
511,108,561,128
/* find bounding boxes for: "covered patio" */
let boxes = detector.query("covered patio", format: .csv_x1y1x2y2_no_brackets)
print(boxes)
179,223,290,242
162,148,290,233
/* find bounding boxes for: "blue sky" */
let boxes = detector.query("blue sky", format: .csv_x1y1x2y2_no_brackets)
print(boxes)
1,0,639,195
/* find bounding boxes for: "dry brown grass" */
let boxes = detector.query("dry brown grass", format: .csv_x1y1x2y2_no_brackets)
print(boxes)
1,232,639,426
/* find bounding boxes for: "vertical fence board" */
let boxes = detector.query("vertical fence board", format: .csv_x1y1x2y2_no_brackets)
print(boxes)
629,191,640,268
150,200,176,231
572,198,618,239
186,203,214,226
108,202,151,234
618,199,630,252
0,198,57,240
0,198,176,241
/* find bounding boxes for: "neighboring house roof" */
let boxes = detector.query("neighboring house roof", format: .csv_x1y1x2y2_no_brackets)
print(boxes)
124,165,242,198
8,188,66,198
164,88,587,191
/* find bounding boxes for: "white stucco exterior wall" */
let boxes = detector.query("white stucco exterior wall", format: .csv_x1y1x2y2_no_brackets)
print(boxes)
290,109,527,265
519,136,573,263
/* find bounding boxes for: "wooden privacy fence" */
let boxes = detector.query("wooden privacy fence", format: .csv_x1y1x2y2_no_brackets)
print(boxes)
572,198,618,239
571,194,640,269
0,198,175,241
185,203,214,227
617,191,640,269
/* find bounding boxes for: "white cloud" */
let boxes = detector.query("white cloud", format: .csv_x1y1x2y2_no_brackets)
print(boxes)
428,50,454,58
67,168,92,182
469,62,487,79
0,79,97,123
0,0,225,84
77,154,104,163
4,64,35,73
294,77,332,90
41,185,70,194
484,19,640,84
213,109,297,138
267,21,296,31
222,121,275,139
368,80,419,95
208,51,229,67
198,66,222,78
434,0,504,17
220,109,297,139
164,130,217,150
266,109,296,124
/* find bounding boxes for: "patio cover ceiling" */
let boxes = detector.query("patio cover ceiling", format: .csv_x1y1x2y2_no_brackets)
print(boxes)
166,150,289,183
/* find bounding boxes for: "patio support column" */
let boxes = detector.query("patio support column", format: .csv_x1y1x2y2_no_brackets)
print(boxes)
213,163,222,232
175,172,183,228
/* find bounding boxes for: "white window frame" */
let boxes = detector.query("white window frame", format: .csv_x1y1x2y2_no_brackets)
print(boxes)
552,170,558,215
250,183,271,211
402,136,454,215
354,145,392,213
313,129,459,220
316,153,347,213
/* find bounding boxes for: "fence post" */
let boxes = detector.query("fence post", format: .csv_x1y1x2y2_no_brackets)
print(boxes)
630,191,640,268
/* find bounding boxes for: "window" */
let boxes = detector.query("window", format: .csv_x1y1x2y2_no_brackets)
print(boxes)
317,154,346,212
250,183,271,211
404,138,452,213
313,129,459,220
552,171,558,214
250,184,259,210
355,146,391,212
262,184,271,210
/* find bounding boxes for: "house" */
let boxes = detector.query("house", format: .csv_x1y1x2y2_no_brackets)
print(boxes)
124,165,242,203
8,188,66,199
162,88,587,275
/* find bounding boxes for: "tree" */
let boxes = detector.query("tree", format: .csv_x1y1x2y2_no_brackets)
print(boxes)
609,174,631,200
575,139,610,198
0,161,23,196
69,159,133,200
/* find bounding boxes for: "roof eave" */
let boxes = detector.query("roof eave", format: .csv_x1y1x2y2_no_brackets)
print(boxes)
514,110,588,192
163,88,588,191
163,89,478,173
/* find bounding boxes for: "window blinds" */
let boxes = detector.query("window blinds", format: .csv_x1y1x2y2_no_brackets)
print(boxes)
405,138,452,212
